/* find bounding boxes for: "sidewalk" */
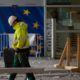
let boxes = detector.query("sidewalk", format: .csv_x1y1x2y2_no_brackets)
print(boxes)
0,57,79,80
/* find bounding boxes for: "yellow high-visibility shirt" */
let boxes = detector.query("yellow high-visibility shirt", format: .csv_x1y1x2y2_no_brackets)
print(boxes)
12,21,30,49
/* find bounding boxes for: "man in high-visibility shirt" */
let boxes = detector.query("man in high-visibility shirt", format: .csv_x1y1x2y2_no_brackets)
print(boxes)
8,15,35,80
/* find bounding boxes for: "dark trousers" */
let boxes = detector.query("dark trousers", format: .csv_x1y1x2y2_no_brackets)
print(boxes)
8,48,35,80
4,48,15,67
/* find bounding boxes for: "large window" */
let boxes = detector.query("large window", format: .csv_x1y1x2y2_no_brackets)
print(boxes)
46,7,80,58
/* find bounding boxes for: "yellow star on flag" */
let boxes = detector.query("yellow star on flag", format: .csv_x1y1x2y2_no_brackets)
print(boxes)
33,22,39,29
23,9,30,15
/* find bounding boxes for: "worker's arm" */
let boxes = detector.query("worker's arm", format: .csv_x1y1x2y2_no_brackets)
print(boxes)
16,29,26,48
12,33,18,49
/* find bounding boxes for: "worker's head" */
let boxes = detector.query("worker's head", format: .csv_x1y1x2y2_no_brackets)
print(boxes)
8,15,18,26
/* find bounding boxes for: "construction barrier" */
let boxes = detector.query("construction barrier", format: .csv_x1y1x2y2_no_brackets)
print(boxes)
0,33,42,57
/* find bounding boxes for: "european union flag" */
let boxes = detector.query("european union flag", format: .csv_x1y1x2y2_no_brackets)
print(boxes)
0,6,44,56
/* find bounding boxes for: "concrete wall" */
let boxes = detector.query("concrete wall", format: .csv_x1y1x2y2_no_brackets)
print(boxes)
0,0,44,6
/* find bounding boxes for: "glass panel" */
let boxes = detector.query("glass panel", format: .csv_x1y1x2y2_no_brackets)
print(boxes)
47,7,80,58
47,7,80,30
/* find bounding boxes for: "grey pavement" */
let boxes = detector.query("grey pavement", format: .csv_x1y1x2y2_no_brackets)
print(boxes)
0,57,79,80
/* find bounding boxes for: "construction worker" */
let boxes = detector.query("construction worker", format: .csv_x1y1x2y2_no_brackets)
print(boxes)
8,15,35,80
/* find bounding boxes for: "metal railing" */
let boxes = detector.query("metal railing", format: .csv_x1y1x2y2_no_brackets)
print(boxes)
0,33,42,57
0,33,9,57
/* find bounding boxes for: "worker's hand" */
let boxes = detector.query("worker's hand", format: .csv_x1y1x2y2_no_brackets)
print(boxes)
12,41,17,49
13,41,17,45
13,39,18,45
15,48,20,53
